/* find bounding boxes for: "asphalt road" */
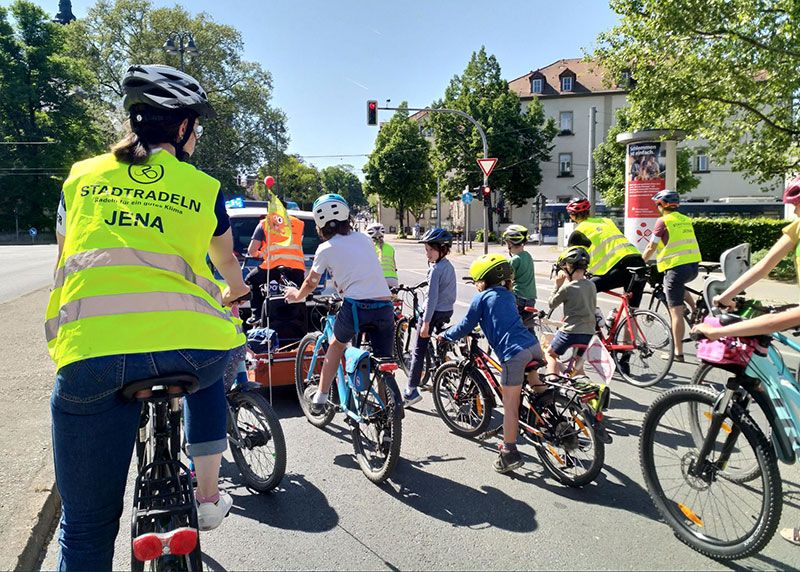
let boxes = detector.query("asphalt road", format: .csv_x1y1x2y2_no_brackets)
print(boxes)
38,242,800,570
0,245,57,304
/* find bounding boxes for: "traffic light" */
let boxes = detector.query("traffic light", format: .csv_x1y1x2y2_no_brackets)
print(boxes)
367,100,378,126
482,186,491,206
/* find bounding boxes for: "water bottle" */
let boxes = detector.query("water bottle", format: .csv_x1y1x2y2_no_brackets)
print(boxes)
595,308,606,330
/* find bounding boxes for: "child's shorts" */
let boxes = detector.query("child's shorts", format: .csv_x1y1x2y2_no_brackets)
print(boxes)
549,331,593,356
501,344,543,386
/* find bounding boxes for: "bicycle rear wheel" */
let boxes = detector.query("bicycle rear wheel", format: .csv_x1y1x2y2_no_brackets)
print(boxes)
640,385,781,560
613,309,673,387
351,373,402,483
294,332,335,427
228,390,287,493
531,395,605,487
432,362,493,438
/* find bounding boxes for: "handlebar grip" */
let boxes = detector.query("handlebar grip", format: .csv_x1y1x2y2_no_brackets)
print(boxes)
689,331,706,342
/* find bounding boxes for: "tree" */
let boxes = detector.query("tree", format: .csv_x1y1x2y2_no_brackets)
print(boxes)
0,1,109,233
593,108,700,206
65,0,287,192
595,0,800,186
254,154,320,208
320,165,365,208
363,102,436,236
428,47,557,228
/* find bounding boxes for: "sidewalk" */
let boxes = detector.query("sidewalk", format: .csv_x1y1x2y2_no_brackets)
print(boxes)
387,235,798,305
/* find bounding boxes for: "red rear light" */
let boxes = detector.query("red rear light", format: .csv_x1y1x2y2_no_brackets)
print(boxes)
595,411,604,421
378,363,399,373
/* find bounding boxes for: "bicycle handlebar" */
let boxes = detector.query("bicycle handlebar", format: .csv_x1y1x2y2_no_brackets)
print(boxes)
392,281,428,294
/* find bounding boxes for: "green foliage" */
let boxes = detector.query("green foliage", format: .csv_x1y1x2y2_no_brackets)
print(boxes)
429,47,557,211
474,228,497,243
363,101,436,228
67,0,287,191
320,165,365,208
0,1,109,233
692,217,786,262
752,248,796,283
253,154,320,208
595,0,799,186
593,108,700,207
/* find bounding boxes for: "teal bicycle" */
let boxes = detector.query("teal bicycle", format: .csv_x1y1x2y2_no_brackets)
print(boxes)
294,295,403,483
639,301,800,560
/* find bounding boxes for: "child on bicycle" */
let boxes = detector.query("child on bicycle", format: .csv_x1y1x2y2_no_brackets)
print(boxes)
545,247,596,377
439,254,543,474
502,225,537,320
284,194,397,415
403,228,456,407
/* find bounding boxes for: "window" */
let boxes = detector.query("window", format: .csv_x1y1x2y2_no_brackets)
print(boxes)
694,153,709,173
560,76,573,92
559,111,573,134
619,70,632,88
557,195,572,203
430,208,438,220
558,153,573,176
532,78,543,94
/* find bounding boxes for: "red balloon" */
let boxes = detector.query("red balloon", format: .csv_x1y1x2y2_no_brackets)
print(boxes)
264,176,275,189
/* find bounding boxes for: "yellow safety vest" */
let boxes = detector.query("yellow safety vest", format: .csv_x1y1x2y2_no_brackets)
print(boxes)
259,215,306,272
575,217,640,276
375,242,397,280
656,211,702,272
46,151,244,370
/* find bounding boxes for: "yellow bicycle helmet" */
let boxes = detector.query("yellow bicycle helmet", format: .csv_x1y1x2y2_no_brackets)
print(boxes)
501,224,528,245
469,253,513,285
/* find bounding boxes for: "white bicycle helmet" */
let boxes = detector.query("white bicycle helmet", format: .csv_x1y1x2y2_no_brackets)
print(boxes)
312,193,350,228
366,223,385,239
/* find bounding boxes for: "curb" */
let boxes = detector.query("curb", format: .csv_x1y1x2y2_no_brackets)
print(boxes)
0,463,60,571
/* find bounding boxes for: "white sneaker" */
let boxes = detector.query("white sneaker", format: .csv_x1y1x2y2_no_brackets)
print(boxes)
197,491,233,531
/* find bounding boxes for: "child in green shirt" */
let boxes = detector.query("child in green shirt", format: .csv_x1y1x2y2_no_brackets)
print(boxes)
503,225,537,327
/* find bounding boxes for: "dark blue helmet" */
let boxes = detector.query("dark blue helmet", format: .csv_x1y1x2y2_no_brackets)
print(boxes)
420,228,453,246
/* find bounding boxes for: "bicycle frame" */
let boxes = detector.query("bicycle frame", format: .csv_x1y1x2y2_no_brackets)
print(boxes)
599,290,641,351
305,307,390,425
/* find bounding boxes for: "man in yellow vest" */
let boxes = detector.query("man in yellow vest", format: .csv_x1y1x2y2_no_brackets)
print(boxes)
643,190,701,361
366,222,398,288
246,212,306,323
566,198,646,306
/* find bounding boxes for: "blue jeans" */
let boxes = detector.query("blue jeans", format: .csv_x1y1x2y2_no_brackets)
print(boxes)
51,348,231,571
407,310,453,388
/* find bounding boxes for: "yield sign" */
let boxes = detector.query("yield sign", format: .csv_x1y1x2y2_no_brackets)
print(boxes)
476,158,498,178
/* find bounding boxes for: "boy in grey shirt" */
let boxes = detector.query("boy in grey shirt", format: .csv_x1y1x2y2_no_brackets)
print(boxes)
546,247,597,376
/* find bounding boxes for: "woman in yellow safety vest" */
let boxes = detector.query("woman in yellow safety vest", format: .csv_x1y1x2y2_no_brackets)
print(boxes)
642,190,701,361
48,64,248,570
693,176,800,547
366,222,398,288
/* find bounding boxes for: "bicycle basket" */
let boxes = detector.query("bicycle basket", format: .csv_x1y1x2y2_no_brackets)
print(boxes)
344,347,371,392
696,317,766,369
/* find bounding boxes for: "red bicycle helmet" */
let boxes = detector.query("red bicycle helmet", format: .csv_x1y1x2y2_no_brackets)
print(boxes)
784,176,800,205
566,198,591,215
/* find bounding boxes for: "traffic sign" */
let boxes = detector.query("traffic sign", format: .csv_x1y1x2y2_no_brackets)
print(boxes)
28,227,37,237
476,158,498,178
461,191,473,205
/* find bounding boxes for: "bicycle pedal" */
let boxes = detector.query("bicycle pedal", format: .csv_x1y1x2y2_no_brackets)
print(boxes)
133,527,197,561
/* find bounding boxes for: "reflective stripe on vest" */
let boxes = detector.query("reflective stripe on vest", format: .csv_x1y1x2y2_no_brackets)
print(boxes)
376,242,397,279
259,216,306,271
576,218,639,275
655,212,702,272
46,151,244,369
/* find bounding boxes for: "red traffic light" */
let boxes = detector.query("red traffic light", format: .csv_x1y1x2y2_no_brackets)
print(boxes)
482,186,491,197
367,100,378,126
368,101,376,110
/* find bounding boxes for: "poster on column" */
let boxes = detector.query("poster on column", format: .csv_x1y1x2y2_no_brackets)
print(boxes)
624,142,666,251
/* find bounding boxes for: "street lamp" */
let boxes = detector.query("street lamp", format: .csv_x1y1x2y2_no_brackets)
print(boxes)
163,31,199,71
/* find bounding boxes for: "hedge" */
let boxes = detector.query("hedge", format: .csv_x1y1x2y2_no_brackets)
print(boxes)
751,248,797,282
692,217,787,262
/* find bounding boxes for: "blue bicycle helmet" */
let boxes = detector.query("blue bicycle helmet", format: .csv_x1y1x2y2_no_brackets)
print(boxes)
312,193,350,228
419,227,453,246
652,190,680,208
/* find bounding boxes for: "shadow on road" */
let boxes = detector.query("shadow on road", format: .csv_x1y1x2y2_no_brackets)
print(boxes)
226,473,339,533
332,454,539,533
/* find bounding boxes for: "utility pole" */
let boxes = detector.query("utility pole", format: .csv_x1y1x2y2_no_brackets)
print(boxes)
588,106,597,215
436,178,441,228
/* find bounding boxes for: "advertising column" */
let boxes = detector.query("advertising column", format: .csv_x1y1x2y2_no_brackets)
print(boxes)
616,130,685,252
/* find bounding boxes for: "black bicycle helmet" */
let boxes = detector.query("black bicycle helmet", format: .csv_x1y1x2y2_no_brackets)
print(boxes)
557,246,591,271
420,227,453,246
122,64,216,118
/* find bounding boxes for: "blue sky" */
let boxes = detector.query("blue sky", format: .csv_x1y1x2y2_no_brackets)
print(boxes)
27,0,619,174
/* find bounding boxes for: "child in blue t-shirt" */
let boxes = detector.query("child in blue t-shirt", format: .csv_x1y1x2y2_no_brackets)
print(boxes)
404,229,456,407
440,254,542,475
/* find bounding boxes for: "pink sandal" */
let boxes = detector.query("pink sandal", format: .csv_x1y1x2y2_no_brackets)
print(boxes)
780,527,800,545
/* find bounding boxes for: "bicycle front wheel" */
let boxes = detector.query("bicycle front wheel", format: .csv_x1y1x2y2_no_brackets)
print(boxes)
294,332,335,428
613,309,673,387
351,373,402,484
432,362,493,438
640,385,781,560
228,390,287,493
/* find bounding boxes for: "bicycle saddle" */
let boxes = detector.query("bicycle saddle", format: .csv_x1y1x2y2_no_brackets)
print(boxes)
121,373,199,402
524,358,547,372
